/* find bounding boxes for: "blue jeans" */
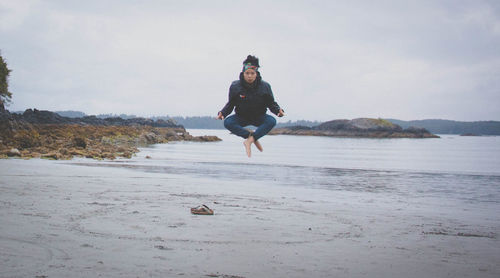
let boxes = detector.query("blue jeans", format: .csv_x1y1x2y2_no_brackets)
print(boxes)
224,114,277,141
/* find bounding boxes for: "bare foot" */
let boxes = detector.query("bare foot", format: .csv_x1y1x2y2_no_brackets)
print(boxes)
254,140,263,152
243,136,254,157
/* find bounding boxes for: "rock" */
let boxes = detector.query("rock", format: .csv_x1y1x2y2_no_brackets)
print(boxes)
315,118,401,132
101,152,116,160
142,132,159,144
21,109,72,124
7,108,182,128
73,137,87,149
287,125,312,131
30,152,41,158
122,151,132,158
191,135,222,142
7,148,21,157
41,152,61,160
69,148,86,156
270,118,439,138
165,129,178,137
73,137,87,148
59,148,69,155
405,126,429,134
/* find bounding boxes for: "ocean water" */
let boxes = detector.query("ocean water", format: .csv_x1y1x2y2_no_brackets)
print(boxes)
73,129,500,207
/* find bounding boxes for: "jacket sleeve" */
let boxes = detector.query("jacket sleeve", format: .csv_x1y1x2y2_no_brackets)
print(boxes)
219,84,236,117
264,83,282,115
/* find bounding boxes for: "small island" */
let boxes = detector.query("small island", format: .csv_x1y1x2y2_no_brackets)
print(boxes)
269,118,439,138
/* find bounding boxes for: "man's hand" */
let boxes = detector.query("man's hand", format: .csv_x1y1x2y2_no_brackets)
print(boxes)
216,112,225,120
277,109,285,117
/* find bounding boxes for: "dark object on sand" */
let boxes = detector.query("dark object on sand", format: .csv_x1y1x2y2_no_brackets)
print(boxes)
191,204,214,215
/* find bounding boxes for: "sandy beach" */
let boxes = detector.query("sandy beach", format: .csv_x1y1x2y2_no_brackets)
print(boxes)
1,153,499,278
3,1,500,276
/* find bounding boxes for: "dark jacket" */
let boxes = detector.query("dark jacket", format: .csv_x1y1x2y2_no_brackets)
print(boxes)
219,72,282,120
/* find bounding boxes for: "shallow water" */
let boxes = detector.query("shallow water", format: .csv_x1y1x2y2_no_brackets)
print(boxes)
72,129,500,206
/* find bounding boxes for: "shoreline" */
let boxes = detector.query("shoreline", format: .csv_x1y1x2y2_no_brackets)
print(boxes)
0,125,220,160
0,108,221,160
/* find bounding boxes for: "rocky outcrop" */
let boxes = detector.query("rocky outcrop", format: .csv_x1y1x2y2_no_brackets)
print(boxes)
0,107,35,138
1,108,221,160
15,109,180,127
270,118,439,138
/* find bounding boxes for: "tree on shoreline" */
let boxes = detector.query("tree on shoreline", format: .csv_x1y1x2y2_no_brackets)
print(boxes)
0,52,13,110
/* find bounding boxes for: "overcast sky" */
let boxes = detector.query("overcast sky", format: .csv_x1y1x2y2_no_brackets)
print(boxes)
1,0,499,121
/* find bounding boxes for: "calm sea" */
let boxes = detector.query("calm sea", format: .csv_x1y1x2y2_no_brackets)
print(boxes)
92,129,500,207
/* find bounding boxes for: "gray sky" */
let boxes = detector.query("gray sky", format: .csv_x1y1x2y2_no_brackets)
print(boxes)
1,0,499,121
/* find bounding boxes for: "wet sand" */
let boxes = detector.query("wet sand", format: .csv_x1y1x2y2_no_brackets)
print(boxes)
0,158,499,278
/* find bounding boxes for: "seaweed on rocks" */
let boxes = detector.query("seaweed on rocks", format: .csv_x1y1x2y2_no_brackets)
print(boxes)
0,108,221,160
